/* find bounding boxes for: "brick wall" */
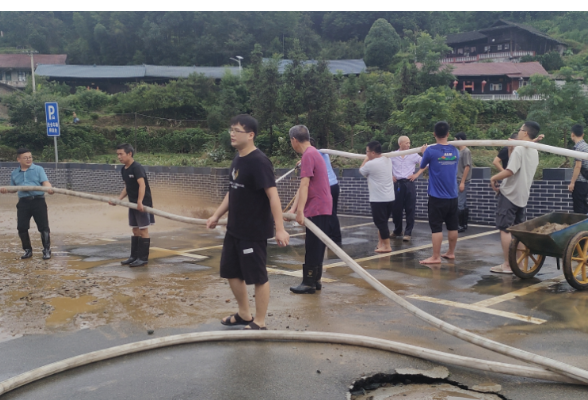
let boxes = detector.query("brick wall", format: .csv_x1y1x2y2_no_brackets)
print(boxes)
0,163,575,225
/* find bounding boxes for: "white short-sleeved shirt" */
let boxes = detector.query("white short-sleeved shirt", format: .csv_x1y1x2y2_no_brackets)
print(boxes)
500,146,539,208
359,157,395,202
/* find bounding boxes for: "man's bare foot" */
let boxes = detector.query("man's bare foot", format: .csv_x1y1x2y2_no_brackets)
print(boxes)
420,257,443,264
441,253,455,259
375,247,392,253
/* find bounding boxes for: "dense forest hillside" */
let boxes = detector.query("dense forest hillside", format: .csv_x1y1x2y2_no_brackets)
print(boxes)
0,11,586,66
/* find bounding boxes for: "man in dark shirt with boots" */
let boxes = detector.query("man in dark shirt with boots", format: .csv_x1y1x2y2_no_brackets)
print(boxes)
109,143,154,267
1,148,54,259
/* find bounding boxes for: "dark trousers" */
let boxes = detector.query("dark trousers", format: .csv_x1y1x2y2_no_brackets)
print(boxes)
305,215,330,267
370,201,394,239
328,184,342,245
392,180,416,236
572,181,588,214
17,197,50,233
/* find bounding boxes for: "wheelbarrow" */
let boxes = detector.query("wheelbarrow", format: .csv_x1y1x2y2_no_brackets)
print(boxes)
507,212,588,290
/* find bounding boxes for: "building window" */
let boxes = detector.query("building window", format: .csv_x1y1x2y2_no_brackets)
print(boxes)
497,44,503,51
18,71,26,82
490,83,503,91
520,80,528,86
470,46,476,53
464,47,470,53
504,43,510,50
484,46,490,52
457,48,463,54
5,71,11,81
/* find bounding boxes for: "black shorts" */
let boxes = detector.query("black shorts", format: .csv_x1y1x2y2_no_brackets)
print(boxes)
220,233,268,285
428,196,459,234
128,209,155,229
495,193,526,231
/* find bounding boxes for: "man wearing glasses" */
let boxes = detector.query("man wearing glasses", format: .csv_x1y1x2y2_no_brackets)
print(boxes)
0,148,54,259
489,121,541,274
207,115,290,330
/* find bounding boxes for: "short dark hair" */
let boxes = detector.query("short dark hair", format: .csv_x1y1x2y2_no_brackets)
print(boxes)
230,114,258,138
434,121,450,138
116,143,134,156
572,124,584,137
366,141,382,154
523,121,540,140
309,137,316,147
289,125,310,143
17,148,31,156
510,132,519,139
454,132,467,141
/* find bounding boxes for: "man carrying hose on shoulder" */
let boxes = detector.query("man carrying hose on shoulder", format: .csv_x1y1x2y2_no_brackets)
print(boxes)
0,148,54,259
489,121,540,274
109,143,154,267
207,115,289,330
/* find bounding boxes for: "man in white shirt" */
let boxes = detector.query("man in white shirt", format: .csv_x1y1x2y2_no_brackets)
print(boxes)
391,136,426,242
489,121,541,274
360,141,395,253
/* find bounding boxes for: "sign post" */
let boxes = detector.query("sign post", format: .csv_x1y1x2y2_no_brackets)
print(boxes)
44,102,60,178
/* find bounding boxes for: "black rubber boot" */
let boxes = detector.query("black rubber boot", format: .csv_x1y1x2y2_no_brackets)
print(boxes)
129,237,150,267
457,210,466,233
19,231,32,259
41,231,51,260
315,265,323,290
290,264,316,294
121,236,140,265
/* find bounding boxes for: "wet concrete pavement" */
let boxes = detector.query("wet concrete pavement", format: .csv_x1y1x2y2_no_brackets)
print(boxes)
1,195,588,399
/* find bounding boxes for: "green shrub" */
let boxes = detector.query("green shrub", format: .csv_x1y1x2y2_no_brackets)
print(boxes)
0,144,16,161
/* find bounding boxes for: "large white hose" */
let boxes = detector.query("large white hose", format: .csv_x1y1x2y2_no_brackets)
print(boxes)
283,213,588,384
0,186,226,226
0,330,582,396
320,139,588,161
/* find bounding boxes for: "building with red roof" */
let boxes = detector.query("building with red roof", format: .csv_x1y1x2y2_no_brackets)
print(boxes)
446,61,548,97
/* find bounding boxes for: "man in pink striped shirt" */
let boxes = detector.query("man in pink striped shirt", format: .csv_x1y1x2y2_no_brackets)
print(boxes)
390,136,426,242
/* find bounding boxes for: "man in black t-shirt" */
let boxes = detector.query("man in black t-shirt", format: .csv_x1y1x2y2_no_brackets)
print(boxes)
207,114,290,330
493,132,544,171
109,143,154,267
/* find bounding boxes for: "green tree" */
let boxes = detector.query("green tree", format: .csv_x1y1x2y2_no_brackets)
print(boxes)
247,44,283,148
518,74,588,146
363,18,401,70
279,39,307,124
303,60,338,147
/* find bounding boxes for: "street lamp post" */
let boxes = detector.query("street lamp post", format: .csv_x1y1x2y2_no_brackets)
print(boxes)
230,56,243,78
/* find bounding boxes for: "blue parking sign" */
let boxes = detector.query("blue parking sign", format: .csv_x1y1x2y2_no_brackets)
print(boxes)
45,102,60,137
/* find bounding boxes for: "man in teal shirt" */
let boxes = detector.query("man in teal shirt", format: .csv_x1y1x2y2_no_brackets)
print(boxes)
0,148,54,259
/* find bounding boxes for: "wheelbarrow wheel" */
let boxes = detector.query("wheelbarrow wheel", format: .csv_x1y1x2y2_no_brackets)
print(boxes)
562,231,588,290
508,237,545,279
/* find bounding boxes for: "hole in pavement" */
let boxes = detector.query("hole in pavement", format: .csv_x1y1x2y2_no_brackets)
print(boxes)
349,372,507,400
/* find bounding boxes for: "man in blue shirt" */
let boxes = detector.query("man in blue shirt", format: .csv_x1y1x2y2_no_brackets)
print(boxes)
417,121,460,265
0,148,54,259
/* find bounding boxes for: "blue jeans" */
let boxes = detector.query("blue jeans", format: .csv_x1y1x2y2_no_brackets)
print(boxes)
457,180,470,211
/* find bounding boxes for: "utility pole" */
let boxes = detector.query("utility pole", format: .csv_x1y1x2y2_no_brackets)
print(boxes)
230,56,243,78
23,49,38,122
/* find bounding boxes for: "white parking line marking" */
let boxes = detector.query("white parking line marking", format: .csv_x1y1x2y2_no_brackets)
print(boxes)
407,294,547,324
473,275,567,308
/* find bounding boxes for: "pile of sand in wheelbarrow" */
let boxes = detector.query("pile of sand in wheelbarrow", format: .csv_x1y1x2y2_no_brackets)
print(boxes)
532,223,570,234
